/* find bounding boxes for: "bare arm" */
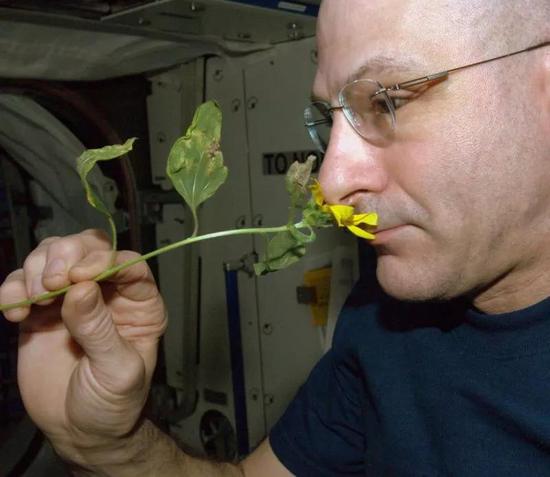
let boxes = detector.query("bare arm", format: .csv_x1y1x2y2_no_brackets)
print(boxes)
66,421,292,477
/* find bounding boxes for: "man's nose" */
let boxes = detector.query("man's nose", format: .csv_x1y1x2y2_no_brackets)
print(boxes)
317,113,387,205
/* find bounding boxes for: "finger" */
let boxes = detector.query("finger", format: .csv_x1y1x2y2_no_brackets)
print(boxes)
107,251,159,302
61,281,145,395
0,269,30,321
71,250,159,303
41,229,111,293
68,249,114,282
22,236,59,303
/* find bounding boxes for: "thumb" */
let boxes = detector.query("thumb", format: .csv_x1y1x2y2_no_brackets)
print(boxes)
61,281,144,394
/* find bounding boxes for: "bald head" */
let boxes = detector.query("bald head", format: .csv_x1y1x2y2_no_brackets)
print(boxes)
457,0,549,60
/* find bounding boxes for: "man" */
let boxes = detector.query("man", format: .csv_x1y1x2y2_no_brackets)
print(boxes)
1,0,549,475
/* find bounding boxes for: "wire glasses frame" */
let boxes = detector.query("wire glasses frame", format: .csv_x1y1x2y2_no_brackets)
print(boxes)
304,41,550,153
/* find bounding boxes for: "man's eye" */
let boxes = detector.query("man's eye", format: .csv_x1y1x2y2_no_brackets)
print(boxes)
371,97,394,114
389,89,418,110
391,97,410,110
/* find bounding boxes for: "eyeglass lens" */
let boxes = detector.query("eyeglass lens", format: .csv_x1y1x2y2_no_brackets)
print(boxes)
305,79,397,153
304,101,333,153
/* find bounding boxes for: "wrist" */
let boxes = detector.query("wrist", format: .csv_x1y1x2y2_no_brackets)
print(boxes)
52,419,159,476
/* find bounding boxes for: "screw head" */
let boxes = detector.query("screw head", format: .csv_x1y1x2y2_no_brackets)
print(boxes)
247,97,258,110
231,99,241,112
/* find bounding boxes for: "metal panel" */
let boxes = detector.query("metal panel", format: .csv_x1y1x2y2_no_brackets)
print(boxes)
243,37,358,430
151,38,360,458
164,55,266,456
147,63,203,418
104,0,317,44
200,55,267,453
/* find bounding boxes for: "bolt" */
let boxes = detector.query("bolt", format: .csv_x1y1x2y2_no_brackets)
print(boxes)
235,215,246,229
264,394,275,405
157,132,166,143
253,214,263,227
262,323,273,335
231,99,241,112
247,97,258,110
287,22,303,41
213,69,224,82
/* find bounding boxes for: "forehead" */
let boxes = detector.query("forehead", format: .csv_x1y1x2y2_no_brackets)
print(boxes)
314,0,473,98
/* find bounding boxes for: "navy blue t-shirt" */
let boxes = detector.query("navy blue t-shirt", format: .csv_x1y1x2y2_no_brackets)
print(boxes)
269,279,550,476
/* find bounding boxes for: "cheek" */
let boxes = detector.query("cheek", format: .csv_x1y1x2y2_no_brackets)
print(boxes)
387,136,482,234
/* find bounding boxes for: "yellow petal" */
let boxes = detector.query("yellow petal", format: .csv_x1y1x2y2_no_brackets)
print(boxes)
351,212,378,226
347,225,376,240
310,181,325,207
328,204,355,226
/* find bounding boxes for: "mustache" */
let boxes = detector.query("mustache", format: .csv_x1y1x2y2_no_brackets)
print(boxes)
353,198,425,231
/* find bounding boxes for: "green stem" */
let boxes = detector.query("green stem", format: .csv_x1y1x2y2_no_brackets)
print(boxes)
0,222,305,312
191,208,199,237
108,216,117,267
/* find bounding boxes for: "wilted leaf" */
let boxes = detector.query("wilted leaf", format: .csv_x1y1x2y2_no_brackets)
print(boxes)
166,101,228,217
76,137,136,218
254,226,316,276
285,156,316,211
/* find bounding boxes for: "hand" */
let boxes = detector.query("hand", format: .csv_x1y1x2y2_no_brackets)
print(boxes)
0,229,167,464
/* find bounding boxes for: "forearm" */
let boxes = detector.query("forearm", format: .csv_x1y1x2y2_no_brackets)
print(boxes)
62,420,244,477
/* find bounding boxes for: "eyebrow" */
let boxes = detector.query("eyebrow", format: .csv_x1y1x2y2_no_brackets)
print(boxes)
311,54,426,101
345,54,425,84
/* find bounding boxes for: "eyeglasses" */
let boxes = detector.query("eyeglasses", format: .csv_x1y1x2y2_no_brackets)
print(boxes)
304,41,550,153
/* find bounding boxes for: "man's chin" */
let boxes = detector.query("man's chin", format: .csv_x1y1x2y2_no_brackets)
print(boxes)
375,256,452,303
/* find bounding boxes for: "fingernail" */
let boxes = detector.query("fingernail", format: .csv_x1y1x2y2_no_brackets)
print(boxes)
31,275,46,297
45,258,66,277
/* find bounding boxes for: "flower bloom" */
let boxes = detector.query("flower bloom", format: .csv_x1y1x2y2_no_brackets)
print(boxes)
311,181,378,240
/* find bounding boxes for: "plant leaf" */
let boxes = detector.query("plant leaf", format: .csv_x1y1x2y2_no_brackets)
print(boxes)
76,137,136,218
285,155,316,210
254,230,306,275
254,226,316,276
166,101,228,217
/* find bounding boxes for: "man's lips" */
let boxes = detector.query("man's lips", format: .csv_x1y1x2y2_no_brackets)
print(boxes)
371,224,408,244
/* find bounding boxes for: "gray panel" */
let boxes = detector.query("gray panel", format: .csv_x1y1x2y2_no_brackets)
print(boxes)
242,37,358,430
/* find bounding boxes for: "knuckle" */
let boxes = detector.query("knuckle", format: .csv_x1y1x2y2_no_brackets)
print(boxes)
82,228,107,238
118,250,141,261
82,228,112,246
47,236,84,260
38,235,61,248
22,252,43,273
0,274,25,297
85,249,112,265
116,250,153,281
5,268,24,284
117,251,149,276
